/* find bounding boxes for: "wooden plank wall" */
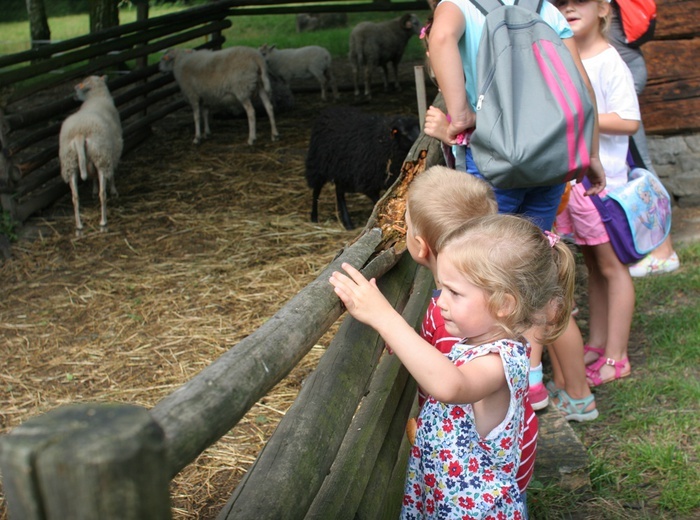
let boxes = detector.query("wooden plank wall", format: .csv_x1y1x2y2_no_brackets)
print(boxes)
639,0,700,135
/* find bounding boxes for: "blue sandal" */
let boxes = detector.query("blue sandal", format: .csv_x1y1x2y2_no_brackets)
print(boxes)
545,381,560,399
554,389,599,422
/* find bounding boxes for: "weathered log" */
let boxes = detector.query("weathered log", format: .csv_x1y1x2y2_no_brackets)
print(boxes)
639,39,700,134
357,376,418,520
150,230,397,478
654,0,700,39
217,252,420,520
534,406,591,491
306,264,433,519
0,403,170,520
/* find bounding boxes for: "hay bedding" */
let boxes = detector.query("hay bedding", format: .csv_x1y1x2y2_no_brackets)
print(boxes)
0,61,431,519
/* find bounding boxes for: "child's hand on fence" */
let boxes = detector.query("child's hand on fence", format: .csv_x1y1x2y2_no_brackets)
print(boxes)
329,263,395,328
424,106,452,144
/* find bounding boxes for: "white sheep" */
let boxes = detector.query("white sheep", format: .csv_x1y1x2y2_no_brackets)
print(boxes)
349,13,422,99
159,47,280,146
59,75,122,235
259,44,338,101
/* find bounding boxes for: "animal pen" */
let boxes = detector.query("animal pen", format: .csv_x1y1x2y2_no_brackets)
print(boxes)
0,0,450,517
0,1,590,518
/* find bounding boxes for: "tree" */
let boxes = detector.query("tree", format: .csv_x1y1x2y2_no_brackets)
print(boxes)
89,0,119,33
25,0,50,50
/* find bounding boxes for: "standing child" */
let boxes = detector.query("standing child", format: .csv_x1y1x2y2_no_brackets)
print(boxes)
423,0,608,231
553,0,639,385
330,214,576,518
607,1,680,276
404,166,538,499
422,0,607,408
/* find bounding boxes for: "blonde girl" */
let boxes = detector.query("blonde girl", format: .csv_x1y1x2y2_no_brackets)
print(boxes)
553,0,640,386
330,214,575,519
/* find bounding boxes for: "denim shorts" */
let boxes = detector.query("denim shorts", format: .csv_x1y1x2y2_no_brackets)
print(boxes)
461,147,566,232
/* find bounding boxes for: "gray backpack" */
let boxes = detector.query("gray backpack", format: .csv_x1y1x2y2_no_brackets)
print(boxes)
469,0,595,189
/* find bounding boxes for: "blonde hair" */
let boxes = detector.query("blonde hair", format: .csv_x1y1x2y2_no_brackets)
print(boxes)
407,166,497,252
598,0,612,37
437,214,575,344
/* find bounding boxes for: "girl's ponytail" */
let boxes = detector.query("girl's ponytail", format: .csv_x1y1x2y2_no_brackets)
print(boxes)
542,238,577,343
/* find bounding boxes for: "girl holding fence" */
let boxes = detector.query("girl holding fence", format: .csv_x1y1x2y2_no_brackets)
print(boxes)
330,214,575,518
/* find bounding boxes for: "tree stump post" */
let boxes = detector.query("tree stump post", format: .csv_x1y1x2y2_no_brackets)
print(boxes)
0,403,171,520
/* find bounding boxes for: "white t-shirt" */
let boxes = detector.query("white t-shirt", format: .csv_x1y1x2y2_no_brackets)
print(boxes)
583,45,641,188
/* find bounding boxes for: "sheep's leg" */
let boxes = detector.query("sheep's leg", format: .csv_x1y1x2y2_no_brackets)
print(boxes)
257,88,280,142
240,98,257,146
310,184,323,223
109,176,118,198
363,65,373,99
351,59,360,97
68,170,83,235
380,64,390,93
391,61,401,91
327,69,339,101
97,167,108,231
313,71,327,101
202,105,211,139
335,188,354,230
192,98,202,144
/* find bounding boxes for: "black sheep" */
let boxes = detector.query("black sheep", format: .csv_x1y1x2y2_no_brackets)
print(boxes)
305,106,420,230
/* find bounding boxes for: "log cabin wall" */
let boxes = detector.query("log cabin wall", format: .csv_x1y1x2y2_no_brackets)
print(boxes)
639,0,700,205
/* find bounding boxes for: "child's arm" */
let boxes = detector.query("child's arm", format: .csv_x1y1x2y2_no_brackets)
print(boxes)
330,263,506,404
598,113,640,136
426,2,476,139
563,37,606,196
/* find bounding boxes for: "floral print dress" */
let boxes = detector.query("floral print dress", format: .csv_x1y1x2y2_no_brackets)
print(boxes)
401,339,529,519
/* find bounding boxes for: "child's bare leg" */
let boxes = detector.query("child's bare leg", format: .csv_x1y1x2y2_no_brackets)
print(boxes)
592,244,634,381
582,246,608,364
550,317,595,403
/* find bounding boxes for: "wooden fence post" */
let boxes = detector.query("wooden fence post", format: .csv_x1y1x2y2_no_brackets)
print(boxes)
0,104,19,224
0,403,171,520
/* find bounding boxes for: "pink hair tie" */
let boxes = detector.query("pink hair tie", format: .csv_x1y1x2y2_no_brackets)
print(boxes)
544,230,560,248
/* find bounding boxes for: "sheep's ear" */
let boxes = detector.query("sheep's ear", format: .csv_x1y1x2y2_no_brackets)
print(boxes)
391,128,399,138
100,75,107,82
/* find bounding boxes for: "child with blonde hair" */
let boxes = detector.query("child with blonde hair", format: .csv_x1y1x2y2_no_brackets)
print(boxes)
553,0,639,387
404,166,538,499
330,213,576,518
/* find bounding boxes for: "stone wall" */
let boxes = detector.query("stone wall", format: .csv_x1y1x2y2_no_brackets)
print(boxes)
649,134,700,207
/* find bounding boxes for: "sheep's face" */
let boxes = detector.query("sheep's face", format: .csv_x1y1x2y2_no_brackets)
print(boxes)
258,44,277,59
159,50,177,72
402,14,422,36
74,75,106,102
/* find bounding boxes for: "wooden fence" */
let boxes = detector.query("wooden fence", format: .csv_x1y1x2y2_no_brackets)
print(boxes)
0,0,426,226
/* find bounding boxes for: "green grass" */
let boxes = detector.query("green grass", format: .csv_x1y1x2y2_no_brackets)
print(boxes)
0,4,430,61
530,242,700,519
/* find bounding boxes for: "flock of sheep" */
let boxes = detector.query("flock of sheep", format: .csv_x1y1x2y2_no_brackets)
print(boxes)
58,13,423,235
